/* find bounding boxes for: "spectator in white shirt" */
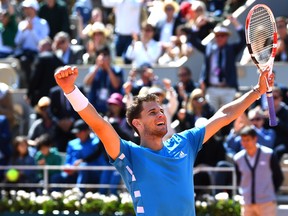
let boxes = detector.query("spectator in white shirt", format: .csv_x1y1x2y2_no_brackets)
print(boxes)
125,23,162,68
101,0,143,63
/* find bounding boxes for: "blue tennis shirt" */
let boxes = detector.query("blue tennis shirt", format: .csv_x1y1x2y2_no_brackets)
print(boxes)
110,126,205,216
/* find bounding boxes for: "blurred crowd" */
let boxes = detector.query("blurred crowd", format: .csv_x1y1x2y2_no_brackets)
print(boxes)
0,0,288,198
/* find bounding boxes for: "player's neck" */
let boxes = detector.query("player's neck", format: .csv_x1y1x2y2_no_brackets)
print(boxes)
140,136,163,151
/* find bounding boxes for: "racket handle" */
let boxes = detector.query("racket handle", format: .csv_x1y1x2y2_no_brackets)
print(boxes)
266,91,277,126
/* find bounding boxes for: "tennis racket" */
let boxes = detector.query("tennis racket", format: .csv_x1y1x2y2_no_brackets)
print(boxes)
245,4,278,126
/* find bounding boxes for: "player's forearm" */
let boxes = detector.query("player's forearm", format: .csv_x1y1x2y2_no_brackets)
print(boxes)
78,103,121,159
220,89,260,123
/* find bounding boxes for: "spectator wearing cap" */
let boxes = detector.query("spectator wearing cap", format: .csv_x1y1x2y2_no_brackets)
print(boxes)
125,22,162,68
52,119,108,193
38,0,70,39
83,47,124,115
106,93,134,141
14,0,50,88
190,16,245,111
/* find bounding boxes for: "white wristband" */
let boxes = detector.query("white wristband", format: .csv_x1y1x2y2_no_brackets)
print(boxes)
64,86,89,112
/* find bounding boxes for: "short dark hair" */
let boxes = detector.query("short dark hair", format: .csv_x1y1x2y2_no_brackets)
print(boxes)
36,134,53,150
96,46,110,56
239,126,257,138
126,94,159,135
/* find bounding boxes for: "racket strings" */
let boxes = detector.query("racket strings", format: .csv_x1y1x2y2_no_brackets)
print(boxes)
248,7,276,63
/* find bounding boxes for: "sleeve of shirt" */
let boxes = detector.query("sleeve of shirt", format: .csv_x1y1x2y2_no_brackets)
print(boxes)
125,43,135,61
178,126,205,157
109,139,132,165
101,0,121,7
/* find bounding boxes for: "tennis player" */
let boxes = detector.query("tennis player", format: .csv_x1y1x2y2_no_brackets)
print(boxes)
54,65,273,216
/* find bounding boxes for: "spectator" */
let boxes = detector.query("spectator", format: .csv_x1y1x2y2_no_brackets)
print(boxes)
34,133,62,182
266,86,288,161
125,22,162,68
173,66,198,113
82,22,111,64
0,7,18,58
105,93,134,141
0,114,12,182
101,0,142,63
53,31,84,65
48,85,82,152
158,24,193,66
275,16,288,62
14,0,50,88
185,0,217,41
71,0,93,27
38,0,70,39
27,37,64,107
27,96,58,147
153,0,182,45
83,47,124,115
122,63,156,101
190,16,245,110
0,82,16,132
5,136,37,184
85,7,103,25
52,119,108,193
224,106,276,158
175,88,215,132
234,125,283,216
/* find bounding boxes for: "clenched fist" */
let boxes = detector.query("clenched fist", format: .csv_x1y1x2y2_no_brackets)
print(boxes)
54,65,78,94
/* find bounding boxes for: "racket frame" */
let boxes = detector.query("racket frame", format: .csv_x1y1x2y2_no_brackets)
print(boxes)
245,4,278,126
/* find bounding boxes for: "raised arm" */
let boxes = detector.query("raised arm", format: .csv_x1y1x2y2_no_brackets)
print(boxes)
203,68,274,144
54,66,120,160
